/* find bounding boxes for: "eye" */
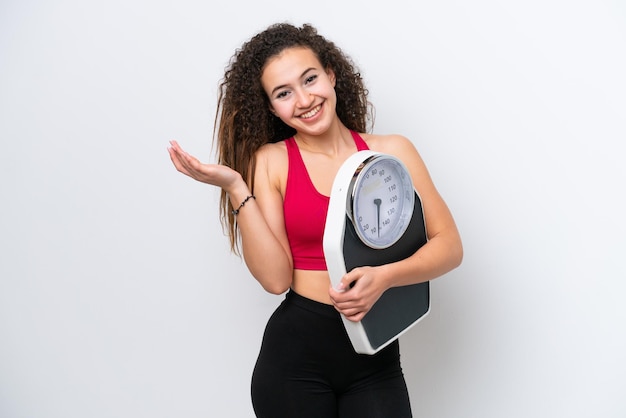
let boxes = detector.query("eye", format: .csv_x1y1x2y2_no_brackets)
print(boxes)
304,74,318,84
275,90,291,100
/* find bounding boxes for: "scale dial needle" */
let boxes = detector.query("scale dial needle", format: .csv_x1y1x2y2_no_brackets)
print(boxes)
374,198,382,237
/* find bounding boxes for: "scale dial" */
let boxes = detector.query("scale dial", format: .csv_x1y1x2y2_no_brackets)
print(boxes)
348,154,415,249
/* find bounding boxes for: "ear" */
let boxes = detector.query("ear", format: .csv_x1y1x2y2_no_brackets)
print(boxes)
326,67,336,87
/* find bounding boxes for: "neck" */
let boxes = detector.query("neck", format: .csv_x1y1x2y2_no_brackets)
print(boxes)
294,125,354,157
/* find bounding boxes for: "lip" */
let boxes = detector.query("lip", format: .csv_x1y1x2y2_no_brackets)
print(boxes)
297,103,323,120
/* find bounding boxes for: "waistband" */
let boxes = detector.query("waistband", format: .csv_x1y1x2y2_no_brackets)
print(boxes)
285,289,339,319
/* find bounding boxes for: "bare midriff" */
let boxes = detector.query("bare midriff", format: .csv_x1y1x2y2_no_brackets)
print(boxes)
291,269,334,305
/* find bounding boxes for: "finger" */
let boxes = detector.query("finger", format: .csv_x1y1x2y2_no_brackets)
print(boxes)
340,309,365,322
168,141,200,166
328,285,343,300
344,314,363,322
331,295,363,313
168,140,185,153
170,145,203,175
167,146,185,169
329,286,357,305
168,141,186,160
173,147,204,172
336,270,360,292
168,147,193,176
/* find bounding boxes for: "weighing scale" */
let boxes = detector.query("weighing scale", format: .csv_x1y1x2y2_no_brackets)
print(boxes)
323,151,430,354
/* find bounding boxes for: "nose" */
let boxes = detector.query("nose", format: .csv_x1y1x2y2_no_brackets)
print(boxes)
295,88,314,108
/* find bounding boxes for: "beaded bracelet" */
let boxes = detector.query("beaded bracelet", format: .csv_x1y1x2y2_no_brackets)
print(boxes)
232,195,256,216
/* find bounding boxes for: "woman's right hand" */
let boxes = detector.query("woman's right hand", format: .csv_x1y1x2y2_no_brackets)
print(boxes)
168,140,242,191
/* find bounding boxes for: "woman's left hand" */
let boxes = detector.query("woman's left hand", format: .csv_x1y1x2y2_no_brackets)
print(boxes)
328,266,388,322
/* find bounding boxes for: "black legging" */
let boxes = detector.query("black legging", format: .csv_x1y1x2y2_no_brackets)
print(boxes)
251,290,413,418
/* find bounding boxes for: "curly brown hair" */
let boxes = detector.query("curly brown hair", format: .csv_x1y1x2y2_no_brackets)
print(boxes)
215,22,374,253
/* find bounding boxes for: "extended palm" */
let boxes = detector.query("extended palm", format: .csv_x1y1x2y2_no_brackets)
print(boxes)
168,140,241,191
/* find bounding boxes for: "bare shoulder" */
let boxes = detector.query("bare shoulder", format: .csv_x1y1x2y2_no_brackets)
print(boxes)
256,141,288,163
359,132,437,194
360,133,422,164
254,141,289,193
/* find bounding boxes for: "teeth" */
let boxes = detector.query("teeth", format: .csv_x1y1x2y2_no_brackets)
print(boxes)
300,105,321,119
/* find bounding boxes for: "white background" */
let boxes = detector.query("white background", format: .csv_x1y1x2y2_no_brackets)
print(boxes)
1,1,625,417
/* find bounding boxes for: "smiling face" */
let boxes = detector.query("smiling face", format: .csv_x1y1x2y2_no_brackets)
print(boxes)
261,47,337,136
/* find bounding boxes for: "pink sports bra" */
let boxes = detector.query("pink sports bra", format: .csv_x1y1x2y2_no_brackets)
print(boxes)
283,131,369,270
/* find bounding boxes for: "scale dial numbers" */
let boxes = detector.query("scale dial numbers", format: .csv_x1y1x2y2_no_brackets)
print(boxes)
349,155,415,249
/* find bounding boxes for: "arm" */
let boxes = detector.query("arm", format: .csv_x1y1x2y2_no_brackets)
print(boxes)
329,135,463,321
237,145,294,293
168,141,293,294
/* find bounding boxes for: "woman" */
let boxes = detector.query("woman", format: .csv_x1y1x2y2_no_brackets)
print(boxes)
168,22,462,418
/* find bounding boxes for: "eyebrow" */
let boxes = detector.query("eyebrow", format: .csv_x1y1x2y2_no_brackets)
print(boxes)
270,67,317,96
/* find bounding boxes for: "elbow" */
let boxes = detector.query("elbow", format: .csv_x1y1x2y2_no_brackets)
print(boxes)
262,281,291,295
257,270,292,295
451,240,464,269
246,258,293,295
